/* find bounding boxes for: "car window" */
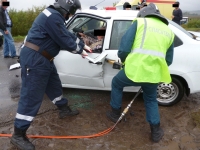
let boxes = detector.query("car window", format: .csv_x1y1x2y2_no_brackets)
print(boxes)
67,16,106,53
68,16,105,32
82,19,105,31
68,17,87,31
174,34,183,47
180,17,188,25
110,20,132,49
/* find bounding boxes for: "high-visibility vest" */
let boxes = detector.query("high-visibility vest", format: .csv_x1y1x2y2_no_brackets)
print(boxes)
124,18,174,83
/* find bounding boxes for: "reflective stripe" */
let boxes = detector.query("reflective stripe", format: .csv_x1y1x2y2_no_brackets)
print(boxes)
140,18,147,49
76,38,80,44
42,9,52,17
52,95,63,104
76,44,80,52
16,113,34,122
75,38,80,52
169,30,174,45
131,18,165,58
131,48,165,58
71,50,77,54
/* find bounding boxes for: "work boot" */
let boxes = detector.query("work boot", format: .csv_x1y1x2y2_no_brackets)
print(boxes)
150,123,164,142
10,126,35,150
106,107,121,123
58,104,79,119
11,55,19,59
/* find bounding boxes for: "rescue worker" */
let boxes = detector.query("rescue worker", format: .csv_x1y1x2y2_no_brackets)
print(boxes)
10,0,91,149
106,3,174,143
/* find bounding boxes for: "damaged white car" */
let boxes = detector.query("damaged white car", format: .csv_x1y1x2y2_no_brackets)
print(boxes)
54,9,200,106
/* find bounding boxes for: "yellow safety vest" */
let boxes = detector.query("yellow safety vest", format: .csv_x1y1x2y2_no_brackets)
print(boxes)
124,18,174,83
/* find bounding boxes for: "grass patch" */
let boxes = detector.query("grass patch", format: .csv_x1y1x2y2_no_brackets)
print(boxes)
182,18,200,30
13,35,25,43
182,28,200,32
183,27,200,32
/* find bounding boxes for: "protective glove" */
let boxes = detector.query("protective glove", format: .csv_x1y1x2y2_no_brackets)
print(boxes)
84,44,92,53
81,44,92,58
81,50,88,58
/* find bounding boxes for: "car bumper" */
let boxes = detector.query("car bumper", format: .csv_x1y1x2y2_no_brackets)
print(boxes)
182,71,200,94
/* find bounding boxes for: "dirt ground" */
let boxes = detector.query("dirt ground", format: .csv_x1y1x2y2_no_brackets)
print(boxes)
0,88,200,150
0,43,200,150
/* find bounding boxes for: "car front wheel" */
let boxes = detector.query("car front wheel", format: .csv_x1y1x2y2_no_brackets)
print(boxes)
157,77,184,106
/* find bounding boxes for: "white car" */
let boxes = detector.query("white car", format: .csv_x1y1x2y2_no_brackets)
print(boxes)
54,10,200,106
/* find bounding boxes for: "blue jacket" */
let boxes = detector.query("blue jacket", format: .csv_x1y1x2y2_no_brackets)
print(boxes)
172,8,183,25
26,5,84,57
118,19,174,66
0,6,7,31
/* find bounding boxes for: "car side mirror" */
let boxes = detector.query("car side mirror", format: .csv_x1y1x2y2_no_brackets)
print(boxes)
73,28,84,38
73,28,84,33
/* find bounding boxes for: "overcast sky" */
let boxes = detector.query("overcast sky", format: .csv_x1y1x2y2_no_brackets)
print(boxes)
8,0,200,12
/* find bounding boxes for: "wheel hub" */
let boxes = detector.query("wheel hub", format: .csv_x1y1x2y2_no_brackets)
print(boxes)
160,87,171,97
157,83,179,103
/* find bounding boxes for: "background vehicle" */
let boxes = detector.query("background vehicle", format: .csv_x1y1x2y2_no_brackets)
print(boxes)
115,0,176,19
54,10,200,106
180,17,189,25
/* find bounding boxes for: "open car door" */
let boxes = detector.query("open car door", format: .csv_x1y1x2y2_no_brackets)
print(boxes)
54,14,107,88
54,51,107,88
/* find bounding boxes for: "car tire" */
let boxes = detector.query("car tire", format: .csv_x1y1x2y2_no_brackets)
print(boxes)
157,77,184,106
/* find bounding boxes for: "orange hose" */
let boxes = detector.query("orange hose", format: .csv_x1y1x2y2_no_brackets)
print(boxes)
0,122,118,139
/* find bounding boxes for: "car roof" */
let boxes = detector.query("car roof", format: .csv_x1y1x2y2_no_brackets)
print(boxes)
78,9,139,18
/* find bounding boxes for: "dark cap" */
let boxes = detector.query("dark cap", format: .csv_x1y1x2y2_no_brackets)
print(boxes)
175,1,180,4
123,2,131,10
137,3,168,25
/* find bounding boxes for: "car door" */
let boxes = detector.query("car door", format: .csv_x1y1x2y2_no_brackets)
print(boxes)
54,14,107,88
103,19,141,92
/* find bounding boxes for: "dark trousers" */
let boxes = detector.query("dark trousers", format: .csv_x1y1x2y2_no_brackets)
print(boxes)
0,35,3,46
110,69,160,125
0,27,16,57
14,47,67,130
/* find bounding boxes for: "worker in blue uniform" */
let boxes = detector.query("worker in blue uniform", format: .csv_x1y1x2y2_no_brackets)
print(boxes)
10,0,91,149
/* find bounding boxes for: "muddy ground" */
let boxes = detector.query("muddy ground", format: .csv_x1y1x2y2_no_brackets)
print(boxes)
0,43,200,150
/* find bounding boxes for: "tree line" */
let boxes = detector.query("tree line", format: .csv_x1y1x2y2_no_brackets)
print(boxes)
9,6,46,36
